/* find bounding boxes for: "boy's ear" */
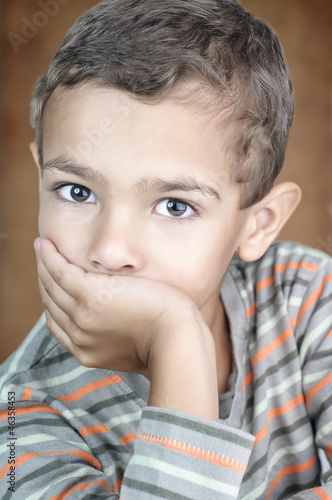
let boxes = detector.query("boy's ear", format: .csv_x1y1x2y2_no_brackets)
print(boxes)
238,182,302,262
30,142,42,192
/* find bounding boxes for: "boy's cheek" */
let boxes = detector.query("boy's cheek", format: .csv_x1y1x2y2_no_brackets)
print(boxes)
38,210,84,268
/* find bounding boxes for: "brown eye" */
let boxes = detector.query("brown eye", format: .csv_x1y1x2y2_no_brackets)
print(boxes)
154,198,197,219
58,184,97,203
166,201,187,217
71,185,91,202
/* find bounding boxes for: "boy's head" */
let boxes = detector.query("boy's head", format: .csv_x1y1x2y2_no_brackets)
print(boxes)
30,0,300,327
31,0,294,210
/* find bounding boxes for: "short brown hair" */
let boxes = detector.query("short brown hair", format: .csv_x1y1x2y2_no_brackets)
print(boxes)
31,0,294,209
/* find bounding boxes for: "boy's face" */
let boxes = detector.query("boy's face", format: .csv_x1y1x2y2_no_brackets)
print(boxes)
38,84,251,323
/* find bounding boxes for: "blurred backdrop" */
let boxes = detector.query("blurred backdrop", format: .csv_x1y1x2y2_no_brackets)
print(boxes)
1,0,332,363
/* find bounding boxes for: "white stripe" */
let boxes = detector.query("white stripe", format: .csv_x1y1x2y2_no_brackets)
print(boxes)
239,257,275,299
300,314,332,365
240,435,314,500
303,368,331,386
14,365,91,390
0,433,91,453
62,408,88,419
277,245,326,261
24,464,111,500
252,371,302,420
106,410,142,429
244,305,288,363
255,304,288,340
316,420,332,442
288,296,303,307
129,455,240,497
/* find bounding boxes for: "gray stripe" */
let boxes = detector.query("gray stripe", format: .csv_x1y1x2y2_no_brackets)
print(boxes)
122,478,197,500
30,334,55,368
143,408,253,448
276,472,321,500
243,416,309,481
87,392,141,415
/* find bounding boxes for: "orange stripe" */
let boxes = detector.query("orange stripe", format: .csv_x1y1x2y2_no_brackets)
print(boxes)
136,433,247,473
311,487,332,500
252,327,293,367
58,375,123,402
306,373,332,407
256,276,274,293
243,371,253,392
254,393,304,447
49,479,109,500
22,388,34,401
294,273,332,327
112,479,123,493
119,433,136,445
246,303,256,318
0,449,102,482
266,455,317,500
79,424,110,438
274,261,319,274
327,329,332,338
254,260,320,296
325,445,332,460
0,405,62,421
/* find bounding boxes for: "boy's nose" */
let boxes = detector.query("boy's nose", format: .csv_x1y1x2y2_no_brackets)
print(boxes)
87,212,144,274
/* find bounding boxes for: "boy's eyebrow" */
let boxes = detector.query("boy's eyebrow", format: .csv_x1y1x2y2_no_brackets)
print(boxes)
43,156,222,200
136,177,222,201
43,157,108,185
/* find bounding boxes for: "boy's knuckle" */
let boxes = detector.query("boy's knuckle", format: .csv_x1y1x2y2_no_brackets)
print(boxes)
74,306,93,332
43,278,53,296
53,267,63,284
69,324,83,345
76,351,94,368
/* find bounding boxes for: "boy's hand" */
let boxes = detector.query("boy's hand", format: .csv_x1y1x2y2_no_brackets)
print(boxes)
35,239,197,373
35,238,219,420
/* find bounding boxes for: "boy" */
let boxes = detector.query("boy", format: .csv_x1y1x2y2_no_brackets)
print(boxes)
1,0,332,498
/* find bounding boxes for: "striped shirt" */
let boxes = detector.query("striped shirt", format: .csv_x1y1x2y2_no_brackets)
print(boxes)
1,241,332,499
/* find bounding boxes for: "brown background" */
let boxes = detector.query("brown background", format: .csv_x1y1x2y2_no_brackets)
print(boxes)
1,0,332,363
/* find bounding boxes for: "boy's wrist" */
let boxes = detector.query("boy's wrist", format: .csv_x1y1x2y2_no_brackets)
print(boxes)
147,310,219,422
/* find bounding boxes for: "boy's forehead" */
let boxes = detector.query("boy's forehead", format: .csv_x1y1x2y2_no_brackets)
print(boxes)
42,83,234,189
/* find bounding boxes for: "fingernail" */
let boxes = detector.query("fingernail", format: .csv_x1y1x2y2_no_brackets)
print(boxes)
34,238,41,252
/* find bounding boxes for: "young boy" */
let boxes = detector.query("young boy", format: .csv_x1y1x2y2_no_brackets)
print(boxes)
1,0,332,498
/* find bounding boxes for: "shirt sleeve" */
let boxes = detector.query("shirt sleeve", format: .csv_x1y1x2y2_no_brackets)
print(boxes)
290,255,332,499
0,390,118,499
120,407,255,500
1,389,254,499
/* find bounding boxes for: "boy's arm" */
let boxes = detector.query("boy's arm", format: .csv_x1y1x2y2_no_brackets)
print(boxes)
35,239,220,420
19,238,255,499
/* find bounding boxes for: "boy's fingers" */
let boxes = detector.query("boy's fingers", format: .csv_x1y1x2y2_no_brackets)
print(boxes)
44,309,74,356
36,239,86,299
38,277,73,335
36,256,77,316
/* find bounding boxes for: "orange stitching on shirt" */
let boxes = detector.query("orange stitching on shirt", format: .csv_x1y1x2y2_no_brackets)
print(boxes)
136,432,247,473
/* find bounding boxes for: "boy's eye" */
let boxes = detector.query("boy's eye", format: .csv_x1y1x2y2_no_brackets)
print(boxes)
57,184,97,203
154,198,196,218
